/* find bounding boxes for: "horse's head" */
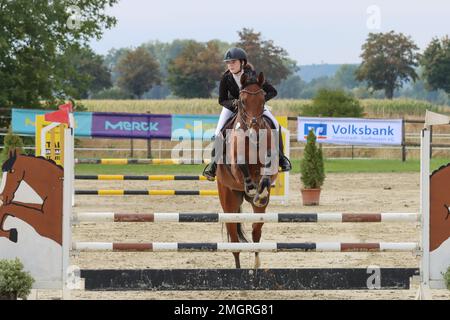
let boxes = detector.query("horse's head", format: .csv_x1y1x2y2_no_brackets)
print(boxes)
0,149,23,205
239,71,266,129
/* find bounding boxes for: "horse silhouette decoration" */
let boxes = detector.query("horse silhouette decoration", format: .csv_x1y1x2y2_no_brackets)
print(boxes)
216,71,279,269
0,150,63,245
429,163,450,280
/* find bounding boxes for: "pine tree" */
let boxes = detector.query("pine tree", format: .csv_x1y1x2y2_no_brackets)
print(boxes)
300,130,325,189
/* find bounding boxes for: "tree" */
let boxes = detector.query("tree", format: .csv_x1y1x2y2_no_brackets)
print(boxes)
356,31,420,99
302,89,364,117
167,41,223,98
300,130,325,189
1,129,24,160
57,46,112,99
116,47,161,99
334,64,360,89
277,75,307,99
422,36,450,95
0,0,117,108
0,258,34,300
236,28,296,85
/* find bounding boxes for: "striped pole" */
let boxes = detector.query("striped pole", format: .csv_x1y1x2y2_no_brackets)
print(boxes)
72,242,419,252
72,212,420,223
75,175,213,181
75,158,210,165
74,190,218,196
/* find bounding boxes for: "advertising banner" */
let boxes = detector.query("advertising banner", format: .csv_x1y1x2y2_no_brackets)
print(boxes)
297,117,403,145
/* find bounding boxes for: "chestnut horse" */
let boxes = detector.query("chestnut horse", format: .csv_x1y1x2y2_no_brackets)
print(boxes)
216,71,278,268
0,150,63,245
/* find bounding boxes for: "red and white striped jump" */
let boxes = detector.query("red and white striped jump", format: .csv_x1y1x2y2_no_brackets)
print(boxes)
72,242,419,252
72,212,420,223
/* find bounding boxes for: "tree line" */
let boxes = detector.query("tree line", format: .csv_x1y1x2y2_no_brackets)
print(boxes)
79,31,450,105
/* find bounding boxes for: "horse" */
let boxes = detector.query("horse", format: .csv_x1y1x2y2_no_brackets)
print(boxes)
216,71,279,269
0,149,63,245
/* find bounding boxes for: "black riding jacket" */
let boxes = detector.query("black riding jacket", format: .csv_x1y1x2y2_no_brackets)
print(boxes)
218,66,277,111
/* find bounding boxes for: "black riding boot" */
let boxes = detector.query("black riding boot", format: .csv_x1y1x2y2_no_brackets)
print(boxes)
202,136,219,181
278,127,291,172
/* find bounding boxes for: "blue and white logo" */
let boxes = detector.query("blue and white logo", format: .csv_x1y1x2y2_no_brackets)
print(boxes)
303,123,327,139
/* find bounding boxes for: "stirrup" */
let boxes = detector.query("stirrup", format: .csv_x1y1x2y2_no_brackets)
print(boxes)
202,163,217,181
279,156,292,172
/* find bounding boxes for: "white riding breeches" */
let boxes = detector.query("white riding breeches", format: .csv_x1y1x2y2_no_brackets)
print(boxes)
214,106,279,136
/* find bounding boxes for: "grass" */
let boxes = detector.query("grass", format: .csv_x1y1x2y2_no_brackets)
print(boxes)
75,158,450,175
80,98,450,119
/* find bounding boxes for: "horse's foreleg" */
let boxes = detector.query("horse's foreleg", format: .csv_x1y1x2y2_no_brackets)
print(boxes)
0,212,18,242
253,150,275,207
251,205,266,269
253,176,271,207
0,202,62,245
225,223,241,268
238,164,257,197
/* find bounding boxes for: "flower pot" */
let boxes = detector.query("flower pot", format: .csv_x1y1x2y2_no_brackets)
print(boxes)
301,188,321,206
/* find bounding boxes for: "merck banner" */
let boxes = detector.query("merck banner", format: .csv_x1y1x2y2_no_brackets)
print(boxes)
297,117,403,146
12,109,221,140
91,112,172,139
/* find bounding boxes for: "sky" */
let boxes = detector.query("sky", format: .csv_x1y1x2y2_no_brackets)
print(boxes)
89,0,450,65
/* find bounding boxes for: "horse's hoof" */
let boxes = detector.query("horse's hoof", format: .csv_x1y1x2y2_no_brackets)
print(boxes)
253,189,269,207
9,229,18,243
253,197,268,207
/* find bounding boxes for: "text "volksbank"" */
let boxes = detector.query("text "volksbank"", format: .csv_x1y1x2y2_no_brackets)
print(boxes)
332,124,394,136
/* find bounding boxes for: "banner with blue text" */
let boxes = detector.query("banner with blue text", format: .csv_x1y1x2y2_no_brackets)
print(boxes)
297,117,403,145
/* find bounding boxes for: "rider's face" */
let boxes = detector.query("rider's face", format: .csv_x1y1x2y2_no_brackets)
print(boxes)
226,60,241,74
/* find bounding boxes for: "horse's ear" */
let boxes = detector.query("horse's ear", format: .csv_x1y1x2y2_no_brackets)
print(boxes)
240,73,248,87
257,72,265,87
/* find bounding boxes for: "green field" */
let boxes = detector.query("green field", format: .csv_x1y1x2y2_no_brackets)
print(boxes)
75,158,450,175
80,98,450,118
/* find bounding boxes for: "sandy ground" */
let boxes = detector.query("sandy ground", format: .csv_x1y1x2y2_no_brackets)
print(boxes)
46,173,450,299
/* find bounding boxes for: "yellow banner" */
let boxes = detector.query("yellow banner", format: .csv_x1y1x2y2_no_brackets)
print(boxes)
35,115,66,165
271,116,288,197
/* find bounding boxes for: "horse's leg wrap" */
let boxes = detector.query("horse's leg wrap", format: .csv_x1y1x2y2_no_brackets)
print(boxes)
253,152,272,207
238,164,257,197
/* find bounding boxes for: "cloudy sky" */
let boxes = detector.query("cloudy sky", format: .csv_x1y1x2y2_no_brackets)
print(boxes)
89,0,450,65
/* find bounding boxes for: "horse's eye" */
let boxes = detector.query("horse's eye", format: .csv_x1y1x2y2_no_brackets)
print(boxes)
9,169,14,173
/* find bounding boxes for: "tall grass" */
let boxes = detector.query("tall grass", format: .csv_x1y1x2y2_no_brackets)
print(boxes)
80,98,450,119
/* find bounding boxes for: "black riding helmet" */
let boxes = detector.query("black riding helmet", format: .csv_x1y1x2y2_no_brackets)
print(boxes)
223,47,248,65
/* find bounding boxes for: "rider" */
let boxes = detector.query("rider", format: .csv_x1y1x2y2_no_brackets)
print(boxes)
203,47,292,180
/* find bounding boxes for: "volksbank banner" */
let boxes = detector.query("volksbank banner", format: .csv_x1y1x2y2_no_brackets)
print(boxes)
297,117,403,146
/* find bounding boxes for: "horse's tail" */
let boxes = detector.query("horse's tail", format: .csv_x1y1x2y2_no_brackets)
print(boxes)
236,205,248,243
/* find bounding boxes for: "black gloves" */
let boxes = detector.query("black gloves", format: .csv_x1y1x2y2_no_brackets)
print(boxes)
232,99,239,111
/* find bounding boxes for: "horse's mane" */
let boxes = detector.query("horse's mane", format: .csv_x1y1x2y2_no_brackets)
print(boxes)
21,154,64,171
241,65,261,88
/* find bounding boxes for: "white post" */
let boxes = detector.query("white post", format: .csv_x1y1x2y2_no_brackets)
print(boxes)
62,127,74,299
72,126,75,207
40,122,60,157
419,127,431,298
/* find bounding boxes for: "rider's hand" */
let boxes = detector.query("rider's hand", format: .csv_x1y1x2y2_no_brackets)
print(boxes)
232,99,239,111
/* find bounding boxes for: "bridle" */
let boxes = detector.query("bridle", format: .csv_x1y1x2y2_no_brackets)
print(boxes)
238,87,266,130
